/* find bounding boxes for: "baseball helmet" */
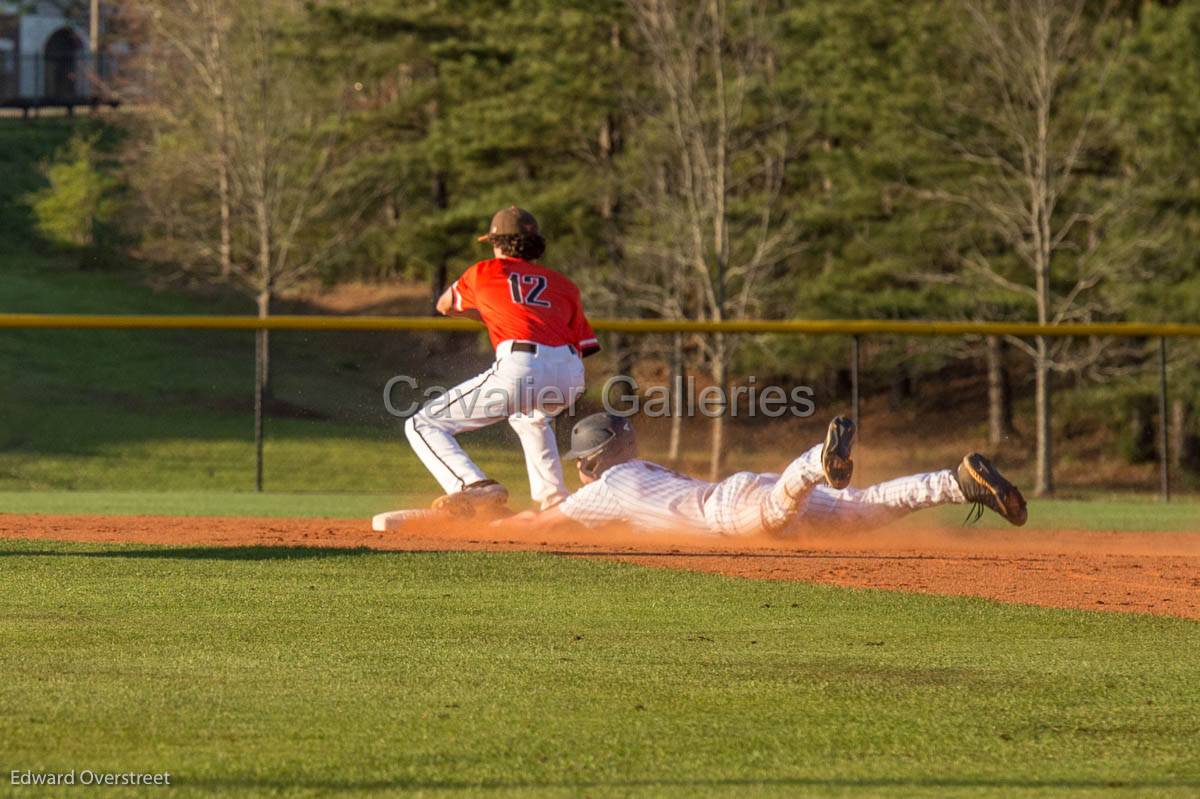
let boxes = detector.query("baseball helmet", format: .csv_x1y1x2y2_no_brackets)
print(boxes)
563,412,638,478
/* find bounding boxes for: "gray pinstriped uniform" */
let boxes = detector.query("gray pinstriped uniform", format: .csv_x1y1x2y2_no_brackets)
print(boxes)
557,444,966,536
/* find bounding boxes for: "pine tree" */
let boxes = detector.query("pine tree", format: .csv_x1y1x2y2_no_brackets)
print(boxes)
1112,1,1200,471
304,0,630,305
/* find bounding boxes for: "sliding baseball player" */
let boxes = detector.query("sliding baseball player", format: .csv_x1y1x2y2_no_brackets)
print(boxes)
494,413,1028,535
405,206,599,516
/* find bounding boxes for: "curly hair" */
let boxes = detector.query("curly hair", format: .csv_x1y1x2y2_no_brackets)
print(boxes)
489,232,546,261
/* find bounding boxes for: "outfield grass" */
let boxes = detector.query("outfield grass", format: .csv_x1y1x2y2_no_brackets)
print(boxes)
0,253,522,495
0,490,397,518
0,539,1196,798
0,412,527,496
923,497,1200,533
0,490,1193,534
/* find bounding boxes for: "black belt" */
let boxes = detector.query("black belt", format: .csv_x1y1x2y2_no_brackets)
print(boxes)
509,342,578,355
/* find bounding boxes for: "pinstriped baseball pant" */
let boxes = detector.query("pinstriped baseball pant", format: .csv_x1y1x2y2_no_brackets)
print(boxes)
703,444,966,536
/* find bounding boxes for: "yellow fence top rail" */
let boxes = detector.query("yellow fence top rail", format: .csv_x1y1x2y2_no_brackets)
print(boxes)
0,313,1197,338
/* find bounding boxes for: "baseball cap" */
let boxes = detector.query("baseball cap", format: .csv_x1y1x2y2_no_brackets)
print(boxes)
478,206,540,241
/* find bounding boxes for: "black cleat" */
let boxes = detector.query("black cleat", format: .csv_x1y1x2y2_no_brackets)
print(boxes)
432,479,510,519
956,453,1027,526
822,416,856,490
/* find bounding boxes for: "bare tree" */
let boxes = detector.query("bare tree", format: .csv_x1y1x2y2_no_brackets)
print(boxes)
126,0,364,489
625,0,796,479
924,0,1145,495
122,0,234,276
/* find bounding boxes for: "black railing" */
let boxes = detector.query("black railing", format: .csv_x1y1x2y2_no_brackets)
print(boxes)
0,53,120,107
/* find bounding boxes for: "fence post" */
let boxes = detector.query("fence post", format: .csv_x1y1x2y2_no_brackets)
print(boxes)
1158,336,1170,503
254,330,265,493
850,335,861,431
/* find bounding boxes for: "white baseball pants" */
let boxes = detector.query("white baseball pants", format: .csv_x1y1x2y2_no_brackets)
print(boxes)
703,444,966,536
405,341,585,508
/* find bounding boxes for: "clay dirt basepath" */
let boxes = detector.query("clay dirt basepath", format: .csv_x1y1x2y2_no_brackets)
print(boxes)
1,514,1198,620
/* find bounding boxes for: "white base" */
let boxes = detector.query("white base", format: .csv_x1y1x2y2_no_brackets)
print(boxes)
371,509,439,532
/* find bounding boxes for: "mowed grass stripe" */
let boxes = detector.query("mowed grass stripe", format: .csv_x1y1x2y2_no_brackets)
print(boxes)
1,491,1198,531
0,541,1196,798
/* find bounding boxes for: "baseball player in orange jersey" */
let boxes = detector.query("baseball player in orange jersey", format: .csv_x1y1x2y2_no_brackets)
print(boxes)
405,206,599,516
493,413,1028,536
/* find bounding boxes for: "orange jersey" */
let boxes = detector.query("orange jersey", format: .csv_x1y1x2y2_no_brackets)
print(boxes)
450,258,599,354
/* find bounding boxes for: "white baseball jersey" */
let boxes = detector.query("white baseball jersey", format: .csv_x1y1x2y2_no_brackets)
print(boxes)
558,444,967,536
557,460,715,534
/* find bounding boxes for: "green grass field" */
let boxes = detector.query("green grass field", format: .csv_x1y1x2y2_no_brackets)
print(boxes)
0,538,1197,798
0,490,1194,532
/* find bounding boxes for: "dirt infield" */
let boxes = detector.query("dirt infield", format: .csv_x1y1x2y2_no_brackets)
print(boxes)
2,513,1198,619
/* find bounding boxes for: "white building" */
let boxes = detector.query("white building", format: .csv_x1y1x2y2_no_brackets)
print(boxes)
0,1,98,103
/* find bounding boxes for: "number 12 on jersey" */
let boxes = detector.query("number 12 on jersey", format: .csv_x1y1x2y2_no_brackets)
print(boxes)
508,273,551,308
